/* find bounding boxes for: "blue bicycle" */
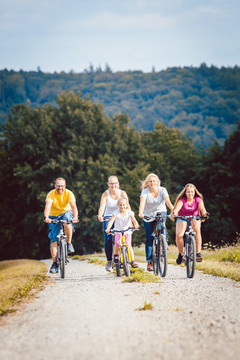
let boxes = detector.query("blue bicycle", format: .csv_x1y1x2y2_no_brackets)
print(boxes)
144,212,170,277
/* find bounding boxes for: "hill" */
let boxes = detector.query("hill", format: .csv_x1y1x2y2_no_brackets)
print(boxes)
0,64,239,147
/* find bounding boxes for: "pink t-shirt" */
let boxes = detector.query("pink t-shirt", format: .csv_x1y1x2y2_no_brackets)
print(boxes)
178,196,202,216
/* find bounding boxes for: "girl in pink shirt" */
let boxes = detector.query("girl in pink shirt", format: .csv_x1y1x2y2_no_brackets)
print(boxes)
171,183,208,264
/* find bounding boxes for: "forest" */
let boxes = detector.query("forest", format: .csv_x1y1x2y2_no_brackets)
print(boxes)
0,91,239,260
0,64,240,148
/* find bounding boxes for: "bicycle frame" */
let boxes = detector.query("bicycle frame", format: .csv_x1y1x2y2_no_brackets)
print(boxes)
51,219,71,278
110,227,137,277
144,212,169,277
174,215,208,278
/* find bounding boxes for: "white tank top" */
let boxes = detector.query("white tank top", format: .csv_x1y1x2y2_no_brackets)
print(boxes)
104,189,122,216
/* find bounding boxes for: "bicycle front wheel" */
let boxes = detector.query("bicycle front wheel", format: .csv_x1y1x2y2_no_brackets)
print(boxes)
122,246,130,276
152,237,157,274
186,235,196,278
59,239,66,278
157,234,168,277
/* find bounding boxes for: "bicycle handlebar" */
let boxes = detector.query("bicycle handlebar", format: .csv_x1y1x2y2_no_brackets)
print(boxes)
109,227,139,235
174,215,209,222
143,213,171,221
50,219,73,224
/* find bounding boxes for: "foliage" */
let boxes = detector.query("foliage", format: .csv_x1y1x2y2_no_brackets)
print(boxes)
1,65,240,147
0,91,239,260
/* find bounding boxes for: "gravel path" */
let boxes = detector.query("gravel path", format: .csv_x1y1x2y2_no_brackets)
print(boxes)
0,259,239,360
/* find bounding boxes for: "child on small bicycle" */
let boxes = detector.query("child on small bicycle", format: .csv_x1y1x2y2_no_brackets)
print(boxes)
105,197,139,268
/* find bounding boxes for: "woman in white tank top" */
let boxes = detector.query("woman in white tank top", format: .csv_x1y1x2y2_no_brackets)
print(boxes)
97,175,129,271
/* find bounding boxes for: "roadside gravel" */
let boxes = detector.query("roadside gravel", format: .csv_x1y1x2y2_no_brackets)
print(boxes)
0,259,239,360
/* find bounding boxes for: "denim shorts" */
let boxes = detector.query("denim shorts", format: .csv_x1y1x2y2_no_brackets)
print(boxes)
48,210,74,243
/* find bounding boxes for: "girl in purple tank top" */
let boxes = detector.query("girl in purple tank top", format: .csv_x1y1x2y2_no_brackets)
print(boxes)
171,183,208,264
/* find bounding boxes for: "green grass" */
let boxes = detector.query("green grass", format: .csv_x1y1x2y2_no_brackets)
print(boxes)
0,260,47,316
123,267,159,283
136,301,153,311
168,244,240,281
87,258,107,266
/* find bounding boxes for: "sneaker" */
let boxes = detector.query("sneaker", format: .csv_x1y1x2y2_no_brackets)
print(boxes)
196,252,203,262
67,243,75,254
147,262,153,271
131,261,138,268
176,253,183,265
105,260,112,272
49,262,58,274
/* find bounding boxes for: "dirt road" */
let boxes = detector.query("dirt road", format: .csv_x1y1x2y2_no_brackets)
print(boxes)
0,259,239,360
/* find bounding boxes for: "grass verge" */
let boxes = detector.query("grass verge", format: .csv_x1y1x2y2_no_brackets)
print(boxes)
123,267,159,283
167,244,240,282
0,259,47,316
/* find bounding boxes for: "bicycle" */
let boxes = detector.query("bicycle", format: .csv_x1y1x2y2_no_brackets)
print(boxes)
50,219,72,278
144,212,170,277
174,215,208,278
109,227,138,277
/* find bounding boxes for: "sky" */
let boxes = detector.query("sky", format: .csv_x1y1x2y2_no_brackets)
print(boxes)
0,0,239,73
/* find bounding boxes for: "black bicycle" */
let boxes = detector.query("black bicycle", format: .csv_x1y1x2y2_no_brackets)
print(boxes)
144,212,170,277
174,215,208,278
50,219,72,278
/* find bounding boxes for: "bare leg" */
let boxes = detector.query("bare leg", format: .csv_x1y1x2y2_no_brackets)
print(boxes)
51,242,57,262
192,220,202,253
64,223,73,244
176,221,187,254
114,245,120,255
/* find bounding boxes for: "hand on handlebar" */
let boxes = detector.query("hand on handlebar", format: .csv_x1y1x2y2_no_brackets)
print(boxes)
44,217,51,223
72,218,79,224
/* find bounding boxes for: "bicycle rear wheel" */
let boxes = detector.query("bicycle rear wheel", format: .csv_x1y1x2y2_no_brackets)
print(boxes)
59,239,66,278
186,235,196,278
157,234,168,277
122,246,130,276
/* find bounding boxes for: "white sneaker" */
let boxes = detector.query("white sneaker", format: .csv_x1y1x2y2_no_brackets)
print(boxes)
105,261,112,272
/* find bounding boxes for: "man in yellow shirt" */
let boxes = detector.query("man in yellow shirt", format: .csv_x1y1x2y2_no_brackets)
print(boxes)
44,177,79,273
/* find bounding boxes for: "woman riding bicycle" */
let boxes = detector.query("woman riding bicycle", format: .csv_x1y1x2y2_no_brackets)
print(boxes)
105,197,139,268
97,175,129,272
138,173,174,271
171,183,208,264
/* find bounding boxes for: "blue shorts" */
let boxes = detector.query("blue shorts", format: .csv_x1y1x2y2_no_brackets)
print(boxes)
176,218,188,224
48,210,74,244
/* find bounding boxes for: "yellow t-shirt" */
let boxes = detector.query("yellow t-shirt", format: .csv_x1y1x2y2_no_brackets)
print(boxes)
46,189,76,217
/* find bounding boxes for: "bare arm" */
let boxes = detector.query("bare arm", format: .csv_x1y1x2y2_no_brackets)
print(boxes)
198,200,208,217
131,213,139,229
138,196,146,218
44,200,52,223
121,190,131,210
170,200,183,220
164,196,174,212
105,215,115,233
70,200,79,223
98,192,107,222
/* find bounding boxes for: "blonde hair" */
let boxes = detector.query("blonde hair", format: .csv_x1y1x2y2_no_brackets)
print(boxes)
173,183,203,209
117,196,130,209
108,175,119,184
141,173,160,190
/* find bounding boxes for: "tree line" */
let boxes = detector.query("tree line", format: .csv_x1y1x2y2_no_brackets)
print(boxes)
0,91,239,260
1,64,240,148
